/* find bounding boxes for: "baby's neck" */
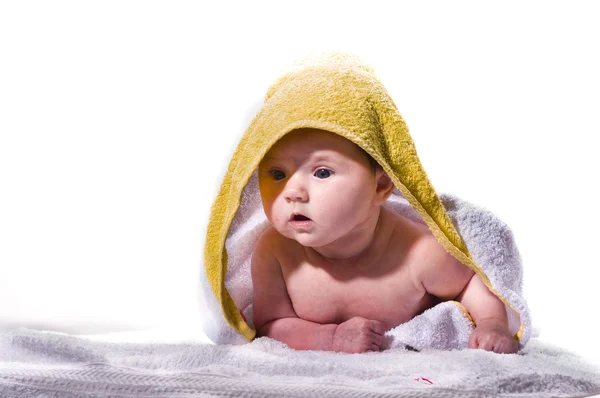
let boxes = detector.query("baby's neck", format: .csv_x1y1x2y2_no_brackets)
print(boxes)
307,206,392,269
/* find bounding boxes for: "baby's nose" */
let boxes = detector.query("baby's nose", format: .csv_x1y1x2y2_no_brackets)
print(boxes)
283,179,308,202
284,187,308,202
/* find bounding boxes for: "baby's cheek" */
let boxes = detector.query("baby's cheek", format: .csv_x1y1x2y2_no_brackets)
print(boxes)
270,199,287,224
316,195,353,224
259,198,276,223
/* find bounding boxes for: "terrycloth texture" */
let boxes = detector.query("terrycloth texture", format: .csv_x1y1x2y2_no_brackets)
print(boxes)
202,52,529,346
1,329,599,398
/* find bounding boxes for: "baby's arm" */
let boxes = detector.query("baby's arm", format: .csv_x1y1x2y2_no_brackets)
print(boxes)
251,230,337,351
251,228,385,353
415,236,518,354
455,271,518,353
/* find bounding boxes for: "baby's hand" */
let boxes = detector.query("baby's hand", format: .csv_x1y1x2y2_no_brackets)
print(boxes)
469,319,518,354
332,316,387,353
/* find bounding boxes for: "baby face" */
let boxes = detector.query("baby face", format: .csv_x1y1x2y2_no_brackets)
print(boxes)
258,128,380,248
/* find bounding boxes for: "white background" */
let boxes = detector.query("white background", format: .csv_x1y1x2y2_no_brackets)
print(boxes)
1,1,598,363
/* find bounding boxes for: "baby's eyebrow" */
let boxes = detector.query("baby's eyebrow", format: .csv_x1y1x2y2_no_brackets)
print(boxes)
261,153,340,166
310,153,339,163
262,155,282,162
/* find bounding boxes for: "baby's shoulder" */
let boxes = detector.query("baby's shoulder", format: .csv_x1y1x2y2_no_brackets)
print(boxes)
385,209,449,271
253,225,280,257
253,225,300,260
394,219,474,298
384,206,431,247
255,224,279,246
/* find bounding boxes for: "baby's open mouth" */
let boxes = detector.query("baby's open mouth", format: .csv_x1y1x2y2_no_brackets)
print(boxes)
292,214,311,221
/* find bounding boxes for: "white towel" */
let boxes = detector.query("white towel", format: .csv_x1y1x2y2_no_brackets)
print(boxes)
1,328,598,397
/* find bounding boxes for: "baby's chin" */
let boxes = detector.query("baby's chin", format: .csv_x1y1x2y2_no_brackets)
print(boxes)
284,231,334,248
269,220,341,247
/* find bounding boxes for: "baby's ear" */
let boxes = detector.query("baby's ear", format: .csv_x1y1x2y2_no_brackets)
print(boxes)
375,168,394,205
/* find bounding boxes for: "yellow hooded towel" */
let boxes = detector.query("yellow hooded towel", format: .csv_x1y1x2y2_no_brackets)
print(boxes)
201,52,531,350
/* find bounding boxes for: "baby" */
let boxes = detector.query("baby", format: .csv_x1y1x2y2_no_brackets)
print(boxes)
251,127,518,354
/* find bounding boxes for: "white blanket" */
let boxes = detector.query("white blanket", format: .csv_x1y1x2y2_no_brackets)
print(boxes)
1,328,599,397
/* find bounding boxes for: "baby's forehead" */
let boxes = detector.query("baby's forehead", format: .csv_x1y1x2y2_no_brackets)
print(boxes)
262,148,350,165
264,128,361,159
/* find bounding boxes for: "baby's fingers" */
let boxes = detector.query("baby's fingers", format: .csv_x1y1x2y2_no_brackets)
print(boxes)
469,332,494,351
369,320,387,336
468,332,479,349
478,338,495,352
366,343,380,352
494,338,519,354
369,331,385,347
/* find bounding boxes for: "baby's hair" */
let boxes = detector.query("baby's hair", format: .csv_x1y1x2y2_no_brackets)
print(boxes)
358,146,381,172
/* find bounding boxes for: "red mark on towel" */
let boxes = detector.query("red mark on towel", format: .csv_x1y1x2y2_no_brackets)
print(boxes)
414,377,433,385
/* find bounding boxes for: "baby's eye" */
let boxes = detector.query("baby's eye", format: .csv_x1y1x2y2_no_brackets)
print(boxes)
314,168,333,179
270,170,286,180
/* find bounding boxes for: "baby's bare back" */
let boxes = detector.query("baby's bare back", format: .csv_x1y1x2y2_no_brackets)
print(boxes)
273,208,441,331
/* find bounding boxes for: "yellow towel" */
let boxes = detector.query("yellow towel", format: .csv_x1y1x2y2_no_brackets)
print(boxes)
203,52,525,343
